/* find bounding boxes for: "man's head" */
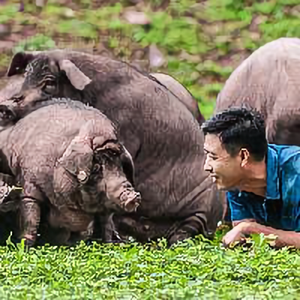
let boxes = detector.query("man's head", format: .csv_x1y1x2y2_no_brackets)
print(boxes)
201,106,268,190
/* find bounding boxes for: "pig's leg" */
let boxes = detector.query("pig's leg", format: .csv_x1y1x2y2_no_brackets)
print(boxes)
167,214,212,246
102,213,126,243
36,212,72,246
111,214,174,243
19,183,44,247
21,198,41,247
91,213,127,243
66,220,94,246
112,214,210,246
47,205,94,244
72,219,94,244
37,225,71,246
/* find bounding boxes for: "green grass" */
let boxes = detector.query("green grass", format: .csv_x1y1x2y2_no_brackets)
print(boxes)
0,231,299,300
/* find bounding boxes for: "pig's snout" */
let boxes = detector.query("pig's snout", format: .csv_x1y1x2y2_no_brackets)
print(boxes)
119,185,141,213
104,171,141,213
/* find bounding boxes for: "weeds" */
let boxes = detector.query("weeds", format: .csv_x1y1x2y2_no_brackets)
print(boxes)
1,0,299,117
0,232,298,299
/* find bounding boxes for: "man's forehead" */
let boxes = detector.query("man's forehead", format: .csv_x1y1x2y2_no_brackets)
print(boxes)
204,134,223,152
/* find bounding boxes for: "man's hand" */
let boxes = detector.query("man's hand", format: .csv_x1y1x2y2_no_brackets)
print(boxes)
222,221,300,249
222,222,250,247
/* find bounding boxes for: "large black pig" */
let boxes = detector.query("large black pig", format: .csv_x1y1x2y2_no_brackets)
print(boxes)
215,37,300,146
3,49,224,245
149,72,205,124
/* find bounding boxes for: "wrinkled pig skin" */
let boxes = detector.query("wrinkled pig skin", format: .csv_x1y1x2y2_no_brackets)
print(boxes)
0,75,24,103
4,49,225,245
0,75,24,127
0,175,23,245
215,37,300,146
149,72,205,124
0,97,141,247
0,78,27,244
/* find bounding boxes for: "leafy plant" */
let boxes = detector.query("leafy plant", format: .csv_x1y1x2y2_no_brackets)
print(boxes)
13,34,56,53
0,4,19,24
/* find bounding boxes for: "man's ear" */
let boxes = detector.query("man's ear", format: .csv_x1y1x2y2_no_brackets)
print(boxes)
240,148,250,167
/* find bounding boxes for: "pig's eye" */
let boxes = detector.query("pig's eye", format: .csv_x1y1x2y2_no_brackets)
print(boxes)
107,149,120,156
44,80,56,93
92,163,102,174
12,94,24,103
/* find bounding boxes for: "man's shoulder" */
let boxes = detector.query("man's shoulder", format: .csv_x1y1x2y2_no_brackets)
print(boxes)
268,143,300,157
226,189,258,200
268,144,300,173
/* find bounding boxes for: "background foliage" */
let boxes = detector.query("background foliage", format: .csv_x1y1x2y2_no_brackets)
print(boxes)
1,0,300,118
1,0,300,299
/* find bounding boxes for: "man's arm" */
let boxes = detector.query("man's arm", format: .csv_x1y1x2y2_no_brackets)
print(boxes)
232,219,256,227
223,221,300,249
243,221,300,248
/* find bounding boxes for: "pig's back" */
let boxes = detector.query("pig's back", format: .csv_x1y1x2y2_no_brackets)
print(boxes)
7,98,114,176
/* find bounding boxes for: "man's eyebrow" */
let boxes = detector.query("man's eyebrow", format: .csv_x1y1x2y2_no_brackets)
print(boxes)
204,148,217,156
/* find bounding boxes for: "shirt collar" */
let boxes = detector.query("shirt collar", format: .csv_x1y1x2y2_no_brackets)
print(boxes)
265,144,280,200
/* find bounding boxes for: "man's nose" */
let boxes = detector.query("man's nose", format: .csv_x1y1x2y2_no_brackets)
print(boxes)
204,157,212,172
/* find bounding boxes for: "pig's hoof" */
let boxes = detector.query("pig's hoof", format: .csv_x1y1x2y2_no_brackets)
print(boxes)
77,170,88,183
23,238,35,250
23,233,36,249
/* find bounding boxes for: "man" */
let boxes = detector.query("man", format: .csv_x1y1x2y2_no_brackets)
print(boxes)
201,106,300,249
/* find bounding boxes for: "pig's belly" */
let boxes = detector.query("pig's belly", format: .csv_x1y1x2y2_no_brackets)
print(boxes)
47,205,93,233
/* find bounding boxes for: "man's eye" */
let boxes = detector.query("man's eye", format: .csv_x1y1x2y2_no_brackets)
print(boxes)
209,155,218,160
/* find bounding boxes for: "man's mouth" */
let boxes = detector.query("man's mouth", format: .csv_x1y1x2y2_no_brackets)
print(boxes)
210,174,218,183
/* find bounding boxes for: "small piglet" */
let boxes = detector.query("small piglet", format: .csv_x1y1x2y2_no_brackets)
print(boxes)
0,97,141,247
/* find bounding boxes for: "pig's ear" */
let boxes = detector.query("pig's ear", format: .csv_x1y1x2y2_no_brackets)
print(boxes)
60,139,94,182
6,52,37,77
120,144,135,186
58,59,92,90
53,137,94,195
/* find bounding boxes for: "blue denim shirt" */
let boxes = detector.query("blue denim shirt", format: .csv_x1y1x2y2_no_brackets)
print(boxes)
227,144,300,231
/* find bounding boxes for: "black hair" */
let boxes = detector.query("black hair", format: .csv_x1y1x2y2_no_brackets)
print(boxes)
201,106,268,161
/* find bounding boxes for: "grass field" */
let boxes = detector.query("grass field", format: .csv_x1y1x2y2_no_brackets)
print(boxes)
1,230,300,300
1,1,300,299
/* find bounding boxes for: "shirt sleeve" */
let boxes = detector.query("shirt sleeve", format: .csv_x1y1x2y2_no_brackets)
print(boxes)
281,158,300,232
227,190,256,222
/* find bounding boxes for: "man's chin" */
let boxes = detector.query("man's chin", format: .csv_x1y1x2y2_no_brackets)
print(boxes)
216,184,228,191
215,181,235,191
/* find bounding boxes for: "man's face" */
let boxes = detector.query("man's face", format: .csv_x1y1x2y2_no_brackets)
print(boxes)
203,133,243,190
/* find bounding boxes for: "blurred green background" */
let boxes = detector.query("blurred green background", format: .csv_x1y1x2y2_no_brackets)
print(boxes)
1,0,300,119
